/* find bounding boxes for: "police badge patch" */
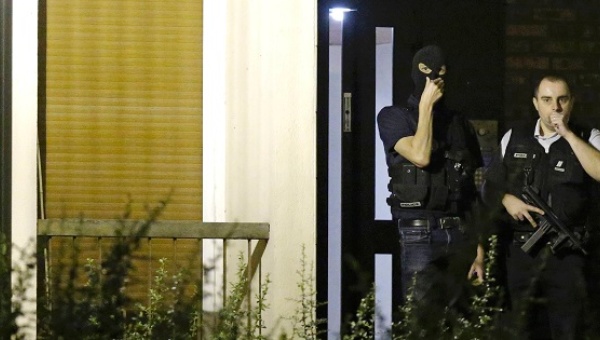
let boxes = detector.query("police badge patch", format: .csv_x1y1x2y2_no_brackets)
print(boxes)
513,152,528,159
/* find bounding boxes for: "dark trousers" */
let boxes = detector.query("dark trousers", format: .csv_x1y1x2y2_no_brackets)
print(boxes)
504,242,586,340
397,216,468,303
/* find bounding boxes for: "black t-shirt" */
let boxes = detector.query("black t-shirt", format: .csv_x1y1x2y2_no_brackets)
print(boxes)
377,95,483,169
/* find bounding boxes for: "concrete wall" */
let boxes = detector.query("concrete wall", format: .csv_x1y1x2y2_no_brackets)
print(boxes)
204,0,317,335
12,0,38,337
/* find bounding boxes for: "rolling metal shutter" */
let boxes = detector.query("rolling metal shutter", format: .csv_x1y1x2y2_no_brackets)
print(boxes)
45,0,203,221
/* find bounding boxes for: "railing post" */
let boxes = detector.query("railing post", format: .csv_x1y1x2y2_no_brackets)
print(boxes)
247,240,251,337
222,238,228,308
197,238,203,340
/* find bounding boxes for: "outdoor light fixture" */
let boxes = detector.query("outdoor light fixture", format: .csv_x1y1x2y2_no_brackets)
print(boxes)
329,8,354,22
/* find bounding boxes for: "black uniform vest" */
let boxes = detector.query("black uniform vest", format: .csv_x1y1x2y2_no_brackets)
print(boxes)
503,122,592,230
387,111,478,216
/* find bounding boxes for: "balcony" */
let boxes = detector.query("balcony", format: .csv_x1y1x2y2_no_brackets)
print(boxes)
37,218,270,338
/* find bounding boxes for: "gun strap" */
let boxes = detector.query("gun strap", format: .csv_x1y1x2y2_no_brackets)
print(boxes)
522,152,537,186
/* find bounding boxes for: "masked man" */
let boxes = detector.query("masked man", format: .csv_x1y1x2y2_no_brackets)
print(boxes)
377,45,484,305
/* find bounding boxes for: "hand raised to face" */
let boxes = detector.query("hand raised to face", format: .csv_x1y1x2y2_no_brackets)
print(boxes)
550,111,569,136
419,76,445,109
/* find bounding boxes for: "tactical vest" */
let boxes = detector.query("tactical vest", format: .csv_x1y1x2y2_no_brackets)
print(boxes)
386,112,478,215
503,122,592,229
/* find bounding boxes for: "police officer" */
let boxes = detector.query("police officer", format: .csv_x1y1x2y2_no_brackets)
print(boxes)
482,74,600,339
377,45,485,303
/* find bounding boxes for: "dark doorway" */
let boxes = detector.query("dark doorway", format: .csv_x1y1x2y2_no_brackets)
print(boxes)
317,0,505,338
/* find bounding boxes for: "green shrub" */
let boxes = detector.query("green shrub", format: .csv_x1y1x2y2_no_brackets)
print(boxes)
2,229,508,340
9,215,583,339
0,233,36,340
123,257,202,339
209,252,270,340
281,244,326,340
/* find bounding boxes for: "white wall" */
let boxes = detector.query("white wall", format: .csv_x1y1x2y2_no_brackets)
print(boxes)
204,0,317,335
13,0,317,336
202,0,227,312
12,0,38,337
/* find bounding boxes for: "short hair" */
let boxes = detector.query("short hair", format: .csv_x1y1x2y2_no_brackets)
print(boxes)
532,73,573,98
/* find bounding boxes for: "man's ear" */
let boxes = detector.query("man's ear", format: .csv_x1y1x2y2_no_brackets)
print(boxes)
532,97,539,111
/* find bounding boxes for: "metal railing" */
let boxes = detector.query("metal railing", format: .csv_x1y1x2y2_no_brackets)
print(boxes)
37,218,270,338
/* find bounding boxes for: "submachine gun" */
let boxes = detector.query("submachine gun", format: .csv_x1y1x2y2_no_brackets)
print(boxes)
520,185,587,255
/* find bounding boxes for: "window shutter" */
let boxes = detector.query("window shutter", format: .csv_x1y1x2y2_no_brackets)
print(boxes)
45,0,203,221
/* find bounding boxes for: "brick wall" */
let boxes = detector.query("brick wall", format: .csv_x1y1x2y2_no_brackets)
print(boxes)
505,1,600,128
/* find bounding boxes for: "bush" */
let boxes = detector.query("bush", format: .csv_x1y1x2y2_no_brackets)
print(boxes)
0,232,36,339
12,213,600,339
338,235,507,340
1,229,507,340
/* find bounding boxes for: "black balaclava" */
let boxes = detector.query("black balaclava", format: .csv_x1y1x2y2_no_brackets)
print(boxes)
411,45,446,98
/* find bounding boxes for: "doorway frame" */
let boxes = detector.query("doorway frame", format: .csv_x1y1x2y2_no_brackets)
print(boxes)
0,0,12,326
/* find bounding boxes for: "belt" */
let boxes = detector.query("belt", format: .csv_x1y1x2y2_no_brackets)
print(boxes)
398,216,463,230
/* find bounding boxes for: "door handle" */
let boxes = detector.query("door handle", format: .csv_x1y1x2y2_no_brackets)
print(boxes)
343,92,352,132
